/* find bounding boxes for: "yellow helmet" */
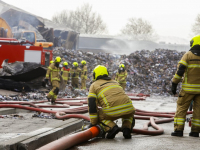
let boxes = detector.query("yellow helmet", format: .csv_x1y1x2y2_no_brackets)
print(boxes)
190,35,200,47
119,64,125,68
63,62,68,66
73,62,78,67
55,56,61,63
81,60,86,65
93,65,109,80
50,60,54,64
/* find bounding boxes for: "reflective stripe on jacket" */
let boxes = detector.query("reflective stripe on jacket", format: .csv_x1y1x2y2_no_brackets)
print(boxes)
88,79,135,124
70,68,81,78
81,65,87,79
172,51,200,94
61,67,70,81
46,63,60,82
115,70,127,83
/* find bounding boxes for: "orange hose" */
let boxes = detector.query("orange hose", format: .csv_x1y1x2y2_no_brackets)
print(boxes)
37,126,100,150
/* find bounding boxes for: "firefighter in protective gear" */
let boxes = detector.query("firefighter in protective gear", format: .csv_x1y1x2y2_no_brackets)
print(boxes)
81,60,87,89
61,62,70,85
171,35,200,137
50,60,54,64
45,56,61,104
88,65,135,139
115,64,127,90
70,62,81,89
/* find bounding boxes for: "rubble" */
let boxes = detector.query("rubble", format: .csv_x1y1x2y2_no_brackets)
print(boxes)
53,48,185,96
0,114,24,119
32,112,55,119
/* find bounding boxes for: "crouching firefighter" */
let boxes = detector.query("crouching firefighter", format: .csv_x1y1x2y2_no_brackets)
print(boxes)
45,56,61,104
171,35,200,137
87,65,135,139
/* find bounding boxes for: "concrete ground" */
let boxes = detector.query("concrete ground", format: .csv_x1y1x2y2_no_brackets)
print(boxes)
0,89,87,150
0,94,198,150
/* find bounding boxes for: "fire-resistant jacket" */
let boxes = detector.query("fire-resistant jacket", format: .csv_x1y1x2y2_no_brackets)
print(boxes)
88,79,135,125
70,67,81,78
172,51,200,94
61,67,70,81
46,63,60,82
81,65,87,79
115,70,127,83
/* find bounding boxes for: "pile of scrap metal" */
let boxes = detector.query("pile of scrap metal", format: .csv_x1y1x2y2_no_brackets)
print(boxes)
0,59,47,92
53,48,184,96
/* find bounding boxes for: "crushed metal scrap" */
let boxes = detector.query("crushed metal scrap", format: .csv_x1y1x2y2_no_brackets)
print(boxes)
54,48,184,96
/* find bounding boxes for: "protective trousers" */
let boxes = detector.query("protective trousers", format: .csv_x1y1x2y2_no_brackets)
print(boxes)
98,109,135,132
81,78,86,89
72,78,78,89
64,80,68,85
120,83,126,90
47,81,60,102
174,90,200,132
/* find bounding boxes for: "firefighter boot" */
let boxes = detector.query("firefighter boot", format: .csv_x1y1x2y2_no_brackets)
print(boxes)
106,125,120,139
51,100,56,105
171,130,183,137
189,132,199,137
123,128,132,139
46,96,51,102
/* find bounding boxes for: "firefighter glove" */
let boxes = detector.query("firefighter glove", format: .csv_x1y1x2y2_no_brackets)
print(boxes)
172,82,178,95
45,78,49,84
73,73,76,77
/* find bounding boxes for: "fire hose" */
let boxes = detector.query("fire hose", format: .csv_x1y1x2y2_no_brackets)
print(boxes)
37,126,100,150
0,103,193,149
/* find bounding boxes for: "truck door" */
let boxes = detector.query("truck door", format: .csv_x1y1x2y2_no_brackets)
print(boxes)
45,52,50,67
24,50,42,63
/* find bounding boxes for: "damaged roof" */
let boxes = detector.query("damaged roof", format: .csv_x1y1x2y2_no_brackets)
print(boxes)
0,0,75,32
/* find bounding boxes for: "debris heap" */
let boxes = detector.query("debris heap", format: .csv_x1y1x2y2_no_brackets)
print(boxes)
54,48,185,96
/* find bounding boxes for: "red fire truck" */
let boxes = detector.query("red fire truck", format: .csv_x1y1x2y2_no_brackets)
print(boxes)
0,38,53,68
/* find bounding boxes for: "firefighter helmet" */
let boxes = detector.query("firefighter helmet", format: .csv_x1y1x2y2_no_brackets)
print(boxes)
50,60,54,64
63,62,68,66
81,60,86,65
190,35,200,47
73,62,78,67
55,56,61,63
119,64,125,68
93,65,109,80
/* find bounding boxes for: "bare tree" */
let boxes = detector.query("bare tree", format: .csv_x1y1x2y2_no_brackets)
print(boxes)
121,18,157,41
192,14,200,35
52,3,107,34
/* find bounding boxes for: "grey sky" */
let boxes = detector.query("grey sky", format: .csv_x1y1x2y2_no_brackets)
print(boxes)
3,0,200,40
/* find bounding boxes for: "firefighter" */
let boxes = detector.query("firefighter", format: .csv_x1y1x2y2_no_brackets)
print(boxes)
115,64,127,90
50,60,54,64
45,56,61,104
46,60,54,85
70,62,81,89
88,65,135,139
171,35,200,137
61,62,70,85
81,60,87,89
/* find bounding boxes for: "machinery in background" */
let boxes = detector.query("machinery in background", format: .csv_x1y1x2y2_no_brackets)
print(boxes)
0,17,53,68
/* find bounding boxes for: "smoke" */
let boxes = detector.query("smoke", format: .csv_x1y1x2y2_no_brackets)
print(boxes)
100,36,189,54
